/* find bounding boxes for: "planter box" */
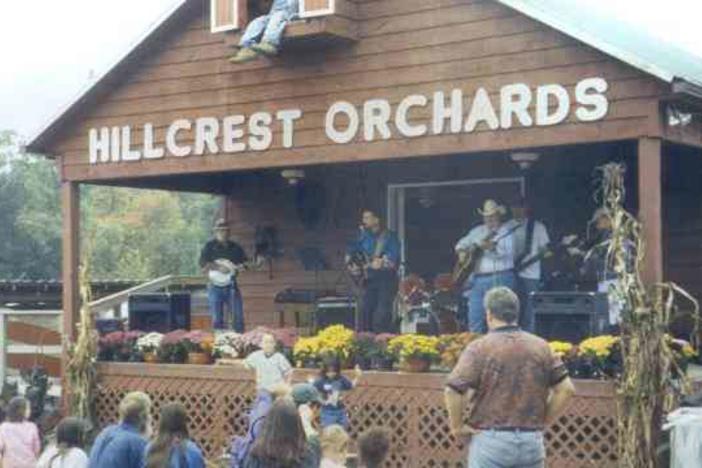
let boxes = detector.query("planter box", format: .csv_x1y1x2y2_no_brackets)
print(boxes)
95,363,617,467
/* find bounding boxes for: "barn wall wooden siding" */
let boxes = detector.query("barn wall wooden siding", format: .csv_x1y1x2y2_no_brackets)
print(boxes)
51,0,666,183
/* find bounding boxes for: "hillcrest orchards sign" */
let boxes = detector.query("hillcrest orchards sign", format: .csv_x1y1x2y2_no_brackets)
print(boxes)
88,77,609,164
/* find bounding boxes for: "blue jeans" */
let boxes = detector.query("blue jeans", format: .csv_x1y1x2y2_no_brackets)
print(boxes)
468,431,545,468
208,283,244,332
463,271,515,333
240,0,299,48
517,277,540,333
320,406,349,429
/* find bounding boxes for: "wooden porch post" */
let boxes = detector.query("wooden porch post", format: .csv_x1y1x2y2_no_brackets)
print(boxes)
638,137,664,284
61,181,80,346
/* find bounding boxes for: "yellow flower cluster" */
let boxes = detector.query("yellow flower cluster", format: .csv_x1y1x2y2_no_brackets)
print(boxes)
579,335,619,358
317,325,355,358
549,341,574,358
293,336,322,360
682,344,698,359
388,334,440,360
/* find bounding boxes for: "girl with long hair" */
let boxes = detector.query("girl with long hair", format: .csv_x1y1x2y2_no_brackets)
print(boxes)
144,403,205,468
0,396,40,468
243,399,319,468
37,417,88,468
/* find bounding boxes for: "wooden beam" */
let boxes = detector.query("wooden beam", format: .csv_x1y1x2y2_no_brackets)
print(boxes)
61,181,80,345
638,137,663,284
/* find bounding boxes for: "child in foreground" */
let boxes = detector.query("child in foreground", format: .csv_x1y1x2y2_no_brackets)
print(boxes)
314,356,362,428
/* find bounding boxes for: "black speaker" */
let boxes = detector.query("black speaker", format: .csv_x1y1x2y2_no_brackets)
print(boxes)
531,292,609,343
128,293,191,333
314,297,356,331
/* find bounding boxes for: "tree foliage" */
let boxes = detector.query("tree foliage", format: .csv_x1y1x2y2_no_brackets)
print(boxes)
0,130,219,280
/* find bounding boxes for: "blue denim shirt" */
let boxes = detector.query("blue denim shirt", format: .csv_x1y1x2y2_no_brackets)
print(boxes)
142,440,206,468
348,229,401,267
88,423,147,468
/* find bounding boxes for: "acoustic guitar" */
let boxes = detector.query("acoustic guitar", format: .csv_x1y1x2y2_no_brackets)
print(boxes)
452,223,523,287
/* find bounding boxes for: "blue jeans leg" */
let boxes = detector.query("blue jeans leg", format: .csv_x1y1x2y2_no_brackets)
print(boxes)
240,15,269,47
208,285,226,330
466,272,516,334
468,431,545,468
518,278,540,333
231,283,245,333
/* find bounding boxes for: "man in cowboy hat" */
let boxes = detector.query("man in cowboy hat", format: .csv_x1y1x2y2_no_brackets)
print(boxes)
454,200,516,333
199,218,249,331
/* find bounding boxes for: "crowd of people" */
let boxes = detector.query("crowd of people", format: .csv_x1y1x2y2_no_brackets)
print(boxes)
0,286,575,468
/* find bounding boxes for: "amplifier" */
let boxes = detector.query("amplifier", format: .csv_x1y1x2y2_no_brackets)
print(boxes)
531,292,609,343
314,296,356,331
128,293,191,333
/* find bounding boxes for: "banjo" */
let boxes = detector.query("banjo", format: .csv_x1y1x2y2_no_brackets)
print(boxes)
208,258,250,287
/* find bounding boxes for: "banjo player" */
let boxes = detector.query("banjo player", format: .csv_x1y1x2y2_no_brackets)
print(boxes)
199,218,250,332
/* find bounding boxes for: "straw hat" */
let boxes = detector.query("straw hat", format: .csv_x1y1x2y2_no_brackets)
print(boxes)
478,199,506,217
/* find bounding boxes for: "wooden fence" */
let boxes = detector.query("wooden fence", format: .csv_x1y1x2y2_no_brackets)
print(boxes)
95,363,618,467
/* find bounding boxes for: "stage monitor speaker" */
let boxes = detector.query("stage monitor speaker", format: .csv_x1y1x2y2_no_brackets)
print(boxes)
128,293,191,333
531,292,609,343
314,297,356,331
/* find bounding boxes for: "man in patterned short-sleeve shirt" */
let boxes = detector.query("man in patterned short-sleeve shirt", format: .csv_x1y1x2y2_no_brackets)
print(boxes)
444,286,575,468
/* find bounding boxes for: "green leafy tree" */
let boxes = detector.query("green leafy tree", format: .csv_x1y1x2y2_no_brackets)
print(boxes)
0,129,219,281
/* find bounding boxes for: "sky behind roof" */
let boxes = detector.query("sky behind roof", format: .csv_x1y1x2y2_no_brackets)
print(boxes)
1,0,701,140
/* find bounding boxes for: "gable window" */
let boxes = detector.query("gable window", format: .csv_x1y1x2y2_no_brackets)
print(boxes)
210,0,357,44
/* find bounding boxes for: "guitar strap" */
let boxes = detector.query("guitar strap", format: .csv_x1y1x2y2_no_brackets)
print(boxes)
373,230,389,259
515,219,536,270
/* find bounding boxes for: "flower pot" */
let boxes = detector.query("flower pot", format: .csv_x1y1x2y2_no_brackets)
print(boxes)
143,352,159,364
399,357,431,373
187,352,211,365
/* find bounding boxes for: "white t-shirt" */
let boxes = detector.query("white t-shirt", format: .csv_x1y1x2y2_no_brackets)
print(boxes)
244,350,292,391
37,446,88,468
506,219,550,280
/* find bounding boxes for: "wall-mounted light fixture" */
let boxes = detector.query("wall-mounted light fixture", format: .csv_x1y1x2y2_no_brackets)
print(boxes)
280,169,305,185
510,152,540,170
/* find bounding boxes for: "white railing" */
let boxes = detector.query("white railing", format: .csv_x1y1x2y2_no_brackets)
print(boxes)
0,308,62,392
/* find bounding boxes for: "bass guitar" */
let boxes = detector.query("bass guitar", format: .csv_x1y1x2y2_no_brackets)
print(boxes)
452,223,523,287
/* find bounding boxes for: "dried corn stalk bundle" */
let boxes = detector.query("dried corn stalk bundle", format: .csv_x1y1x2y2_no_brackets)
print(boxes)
597,163,698,468
65,250,98,428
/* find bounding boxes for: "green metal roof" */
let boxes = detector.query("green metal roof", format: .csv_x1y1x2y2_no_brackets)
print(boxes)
497,0,702,88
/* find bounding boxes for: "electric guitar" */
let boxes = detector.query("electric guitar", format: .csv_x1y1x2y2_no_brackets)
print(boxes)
515,234,580,273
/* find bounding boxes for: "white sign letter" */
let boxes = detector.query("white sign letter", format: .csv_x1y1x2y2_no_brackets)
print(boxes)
110,127,121,162
166,119,193,157
576,77,609,122
249,112,273,151
536,84,571,126
121,126,142,161
501,83,533,129
325,101,359,144
396,95,428,138
464,88,499,132
222,115,246,153
363,99,392,141
195,117,220,155
277,109,302,149
433,90,463,134
89,127,110,164
143,123,164,160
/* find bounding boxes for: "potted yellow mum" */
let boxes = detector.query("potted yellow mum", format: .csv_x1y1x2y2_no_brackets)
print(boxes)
388,334,439,372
